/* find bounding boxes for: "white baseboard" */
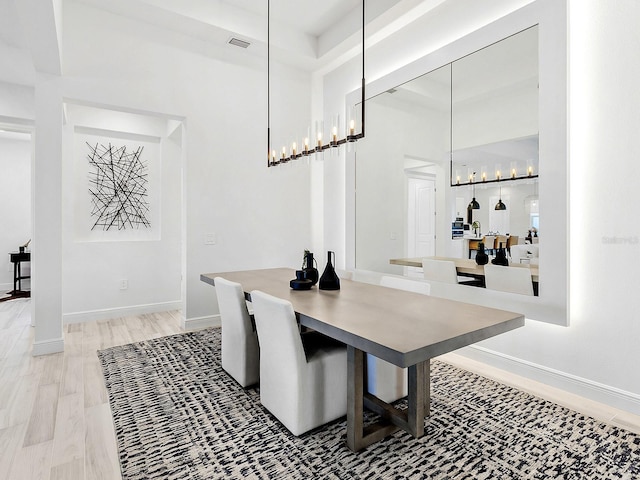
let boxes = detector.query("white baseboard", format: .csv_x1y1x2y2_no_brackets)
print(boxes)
32,337,64,356
0,282,12,292
459,344,640,416
63,301,182,324
182,314,221,331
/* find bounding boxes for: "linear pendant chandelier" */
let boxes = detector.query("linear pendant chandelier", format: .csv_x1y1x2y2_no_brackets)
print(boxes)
267,0,366,167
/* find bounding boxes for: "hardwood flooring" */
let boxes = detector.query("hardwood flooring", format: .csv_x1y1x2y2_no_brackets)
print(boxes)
0,298,638,479
0,298,182,480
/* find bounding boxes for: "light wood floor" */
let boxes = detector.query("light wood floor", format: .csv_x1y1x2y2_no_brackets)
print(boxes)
1,298,639,479
0,298,182,480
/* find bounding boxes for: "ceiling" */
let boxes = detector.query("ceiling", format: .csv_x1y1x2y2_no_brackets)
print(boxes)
0,0,451,75
0,0,28,50
219,0,363,38
69,0,409,70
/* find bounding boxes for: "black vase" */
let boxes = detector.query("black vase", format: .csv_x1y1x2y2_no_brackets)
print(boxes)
475,242,489,265
491,242,509,266
319,251,340,290
302,251,319,286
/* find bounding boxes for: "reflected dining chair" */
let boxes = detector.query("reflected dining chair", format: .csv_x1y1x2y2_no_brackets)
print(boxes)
495,235,508,253
214,277,260,388
365,276,430,403
506,235,519,257
482,235,497,255
380,275,430,295
422,258,458,284
483,264,534,296
250,290,347,436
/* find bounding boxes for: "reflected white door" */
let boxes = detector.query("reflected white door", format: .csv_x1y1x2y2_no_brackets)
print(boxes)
407,177,436,262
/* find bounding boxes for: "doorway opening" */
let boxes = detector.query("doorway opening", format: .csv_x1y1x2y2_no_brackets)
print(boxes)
0,125,33,303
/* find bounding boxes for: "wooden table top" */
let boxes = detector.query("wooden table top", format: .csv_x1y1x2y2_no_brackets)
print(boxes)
390,256,539,282
201,268,524,368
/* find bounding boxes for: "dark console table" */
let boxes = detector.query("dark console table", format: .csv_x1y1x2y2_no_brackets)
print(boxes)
9,251,30,298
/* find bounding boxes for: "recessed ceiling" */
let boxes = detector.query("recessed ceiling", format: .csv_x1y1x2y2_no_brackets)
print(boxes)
220,0,363,38
69,0,415,70
0,0,448,74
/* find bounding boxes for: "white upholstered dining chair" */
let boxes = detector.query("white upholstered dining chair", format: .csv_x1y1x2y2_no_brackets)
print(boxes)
422,258,483,287
380,275,431,295
365,276,430,403
483,264,534,296
214,277,260,388
250,290,348,436
422,258,458,284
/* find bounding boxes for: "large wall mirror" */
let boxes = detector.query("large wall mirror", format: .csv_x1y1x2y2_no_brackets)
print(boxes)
346,0,567,325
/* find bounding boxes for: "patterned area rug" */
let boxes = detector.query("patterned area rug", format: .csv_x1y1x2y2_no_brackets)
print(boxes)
98,328,640,480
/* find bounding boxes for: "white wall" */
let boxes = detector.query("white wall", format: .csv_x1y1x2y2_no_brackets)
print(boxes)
469,0,640,412
0,1,314,347
0,135,31,291
60,3,313,326
61,105,182,321
319,0,640,414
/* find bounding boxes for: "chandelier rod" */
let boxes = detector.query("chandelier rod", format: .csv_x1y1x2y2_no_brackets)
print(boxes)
267,0,366,166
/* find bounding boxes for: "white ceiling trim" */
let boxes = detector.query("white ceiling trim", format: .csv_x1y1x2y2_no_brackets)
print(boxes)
15,0,62,75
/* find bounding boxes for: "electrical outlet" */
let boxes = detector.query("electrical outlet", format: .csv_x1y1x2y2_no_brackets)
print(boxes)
204,233,217,245
120,279,128,290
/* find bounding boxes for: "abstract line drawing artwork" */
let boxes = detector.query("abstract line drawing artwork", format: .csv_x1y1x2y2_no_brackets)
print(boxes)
87,142,151,231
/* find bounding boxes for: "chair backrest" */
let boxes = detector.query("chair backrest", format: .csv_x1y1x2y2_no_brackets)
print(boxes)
380,275,430,295
509,244,539,261
483,235,496,250
422,258,458,284
495,235,508,250
507,235,519,247
250,290,307,384
215,276,254,340
215,276,260,386
483,264,534,295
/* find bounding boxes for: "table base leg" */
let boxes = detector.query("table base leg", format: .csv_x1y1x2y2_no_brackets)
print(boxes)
346,346,430,452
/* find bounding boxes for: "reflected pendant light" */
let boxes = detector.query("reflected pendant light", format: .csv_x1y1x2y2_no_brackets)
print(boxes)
468,175,480,209
495,187,507,210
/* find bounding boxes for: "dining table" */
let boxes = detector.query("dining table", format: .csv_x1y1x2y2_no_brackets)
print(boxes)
201,267,524,452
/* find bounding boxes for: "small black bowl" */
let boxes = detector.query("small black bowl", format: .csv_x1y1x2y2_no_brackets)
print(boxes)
290,278,313,290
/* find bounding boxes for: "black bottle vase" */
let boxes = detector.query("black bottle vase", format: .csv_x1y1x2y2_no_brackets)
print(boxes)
475,242,489,265
302,251,319,286
491,243,509,266
319,251,340,290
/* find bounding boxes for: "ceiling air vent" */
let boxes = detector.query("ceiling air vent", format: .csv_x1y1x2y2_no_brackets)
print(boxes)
228,37,251,49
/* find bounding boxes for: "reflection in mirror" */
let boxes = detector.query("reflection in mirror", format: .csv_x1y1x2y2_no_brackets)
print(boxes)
355,26,540,282
349,0,567,325
451,26,539,185
355,64,451,274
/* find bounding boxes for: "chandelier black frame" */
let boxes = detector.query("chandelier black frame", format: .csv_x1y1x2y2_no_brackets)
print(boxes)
267,0,366,167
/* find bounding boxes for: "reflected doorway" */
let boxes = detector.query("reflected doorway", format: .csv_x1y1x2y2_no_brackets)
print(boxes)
407,174,435,277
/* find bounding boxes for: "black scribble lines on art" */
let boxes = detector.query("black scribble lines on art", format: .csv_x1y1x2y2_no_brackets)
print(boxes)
87,142,150,231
